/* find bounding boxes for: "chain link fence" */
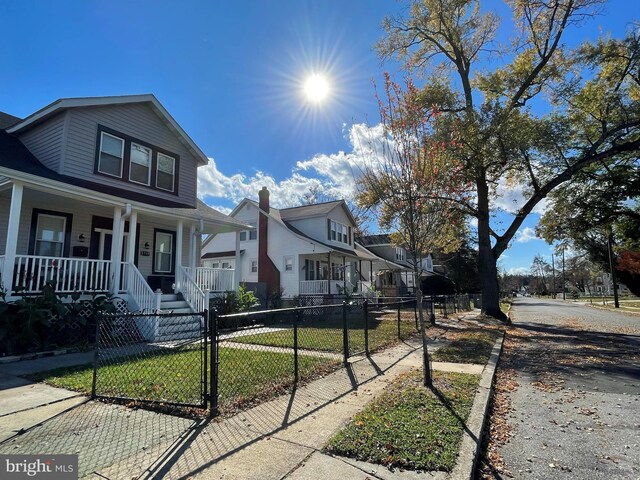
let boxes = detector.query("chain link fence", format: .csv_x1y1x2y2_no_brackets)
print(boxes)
92,311,208,410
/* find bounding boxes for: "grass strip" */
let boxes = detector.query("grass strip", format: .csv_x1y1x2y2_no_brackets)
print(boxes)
432,330,499,364
325,369,479,472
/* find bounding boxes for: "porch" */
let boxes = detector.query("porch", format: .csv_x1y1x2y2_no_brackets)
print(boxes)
0,182,241,313
298,253,361,296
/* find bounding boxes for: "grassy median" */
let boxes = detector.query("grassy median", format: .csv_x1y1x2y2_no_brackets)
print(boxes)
325,369,479,472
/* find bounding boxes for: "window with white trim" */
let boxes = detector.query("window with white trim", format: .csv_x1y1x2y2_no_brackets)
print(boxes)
156,153,176,192
329,220,351,245
98,132,124,177
284,256,294,272
35,214,66,257
222,261,231,269
251,260,258,273
129,142,152,185
395,247,406,261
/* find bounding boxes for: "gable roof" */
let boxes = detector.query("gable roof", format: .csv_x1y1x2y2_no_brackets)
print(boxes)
279,200,357,225
6,94,209,166
357,234,393,247
0,112,21,130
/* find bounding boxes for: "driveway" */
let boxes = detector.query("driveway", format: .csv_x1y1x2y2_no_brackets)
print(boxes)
479,297,640,479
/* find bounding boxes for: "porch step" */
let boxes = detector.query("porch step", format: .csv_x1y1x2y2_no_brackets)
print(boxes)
160,300,191,310
160,294,180,302
155,314,202,342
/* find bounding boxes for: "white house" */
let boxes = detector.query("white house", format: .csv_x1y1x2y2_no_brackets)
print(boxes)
357,234,436,297
201,187,393,300
0,95,247,320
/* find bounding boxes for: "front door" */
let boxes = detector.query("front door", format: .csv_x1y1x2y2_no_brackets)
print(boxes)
95,229,127,261
89,216,138,264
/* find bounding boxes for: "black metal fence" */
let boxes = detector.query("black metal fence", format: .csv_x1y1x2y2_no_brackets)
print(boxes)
92,311,208,409
91,294,472,417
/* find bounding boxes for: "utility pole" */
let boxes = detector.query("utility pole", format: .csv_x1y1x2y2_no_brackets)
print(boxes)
608,232,620,309
562,247,566,301
551,253,556,299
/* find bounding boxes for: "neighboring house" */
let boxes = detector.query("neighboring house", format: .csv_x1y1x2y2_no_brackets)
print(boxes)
0,95,247,331
201,187,387,300
357,234,444,297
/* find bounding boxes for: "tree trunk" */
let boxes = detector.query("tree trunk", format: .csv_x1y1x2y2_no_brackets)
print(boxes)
477,174,508,321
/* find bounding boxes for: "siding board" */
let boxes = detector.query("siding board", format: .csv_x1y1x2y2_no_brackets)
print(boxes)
18,113,66,172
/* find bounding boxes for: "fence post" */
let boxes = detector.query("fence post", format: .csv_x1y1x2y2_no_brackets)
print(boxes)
209,309,219,416
430,295,436,325
91,312,102,399
294,309,300,384
443,295,448,318
202,309,208,409
363,300,369,356
414,299,418,331
397,302,401,339
342,301,349,366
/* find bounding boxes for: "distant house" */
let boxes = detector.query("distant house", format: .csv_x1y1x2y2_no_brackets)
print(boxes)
201,187,395,301
0,95,247,327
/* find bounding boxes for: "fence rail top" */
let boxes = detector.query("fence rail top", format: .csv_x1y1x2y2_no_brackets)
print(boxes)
217,302,353,319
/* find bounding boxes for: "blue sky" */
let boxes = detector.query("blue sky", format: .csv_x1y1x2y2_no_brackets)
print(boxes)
1,0,637,274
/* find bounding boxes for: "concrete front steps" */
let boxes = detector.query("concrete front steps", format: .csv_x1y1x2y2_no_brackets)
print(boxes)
155,293,202,343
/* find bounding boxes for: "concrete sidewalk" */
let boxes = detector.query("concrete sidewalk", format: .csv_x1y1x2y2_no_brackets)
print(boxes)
0,314,493,479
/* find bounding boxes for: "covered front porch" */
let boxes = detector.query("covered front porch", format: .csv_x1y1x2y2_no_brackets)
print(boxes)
298,252,363,296
0,181,241,313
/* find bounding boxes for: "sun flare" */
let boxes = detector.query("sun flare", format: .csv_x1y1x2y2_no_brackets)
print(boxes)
303,74,330,103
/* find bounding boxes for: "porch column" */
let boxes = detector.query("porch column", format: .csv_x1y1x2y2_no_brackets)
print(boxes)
234,230,241,290
110,206,123,294
189,224,197,270
343,255,347,292
175,220,184,290
3,182,23,294
126,210,137,264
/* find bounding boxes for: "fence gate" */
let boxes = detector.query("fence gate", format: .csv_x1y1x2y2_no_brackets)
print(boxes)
92,311,208,409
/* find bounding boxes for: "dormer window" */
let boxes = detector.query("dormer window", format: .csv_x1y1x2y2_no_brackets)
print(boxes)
157,153,175,192
98,132,124,177
130,143,151,185
328,219,351,245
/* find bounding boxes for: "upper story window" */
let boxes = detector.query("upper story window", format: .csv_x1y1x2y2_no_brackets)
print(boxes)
95,126,179,195
157,153,176,192
130,143,151,185
240,226,257,241
98,132,124,177
395,247,406,261
328,220,351,245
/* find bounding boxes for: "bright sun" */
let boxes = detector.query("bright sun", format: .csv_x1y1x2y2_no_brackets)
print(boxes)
303,74,330,103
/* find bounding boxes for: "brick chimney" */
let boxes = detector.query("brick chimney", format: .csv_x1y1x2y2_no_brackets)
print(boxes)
258,186,270,213
257,187,280,303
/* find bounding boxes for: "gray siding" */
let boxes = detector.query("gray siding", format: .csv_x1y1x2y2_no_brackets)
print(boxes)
63,103,198,207
18,113,66,172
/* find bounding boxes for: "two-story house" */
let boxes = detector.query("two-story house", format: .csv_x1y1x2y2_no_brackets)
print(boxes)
0,95,247,318
357,234,439,297
201,187,387,300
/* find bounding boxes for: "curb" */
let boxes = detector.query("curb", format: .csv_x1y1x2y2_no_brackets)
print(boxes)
449,332,505,480
0,347,83,364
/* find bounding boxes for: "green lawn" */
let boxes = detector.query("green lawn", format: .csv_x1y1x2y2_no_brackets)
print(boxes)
325,369,479,472
432,330,499,364
28,345,339,413
230,310,418,355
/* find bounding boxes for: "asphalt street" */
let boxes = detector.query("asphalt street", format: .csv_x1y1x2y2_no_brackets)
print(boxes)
480,297,640,479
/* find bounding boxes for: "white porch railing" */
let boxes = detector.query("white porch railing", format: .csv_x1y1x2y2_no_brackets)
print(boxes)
11,255,111,294
121,262,158,312
299,280,329,295
177,266,207,313
185,267,234,292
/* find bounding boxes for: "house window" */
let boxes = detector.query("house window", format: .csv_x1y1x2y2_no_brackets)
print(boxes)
249,228,257,240
153,229,175,274
329,220,351,245
239,231,247,241
129,142,151,185
222,261,231,269
396,247,405,261
35,214,66,257
212,262,220,268
284,256,294,272
156,153,176,192
98,132,124,177
251,260,258,273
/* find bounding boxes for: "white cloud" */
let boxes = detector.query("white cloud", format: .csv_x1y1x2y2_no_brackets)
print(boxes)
507,266,529,275
197,123,387,208
493,178,549,215
515,227,539,243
